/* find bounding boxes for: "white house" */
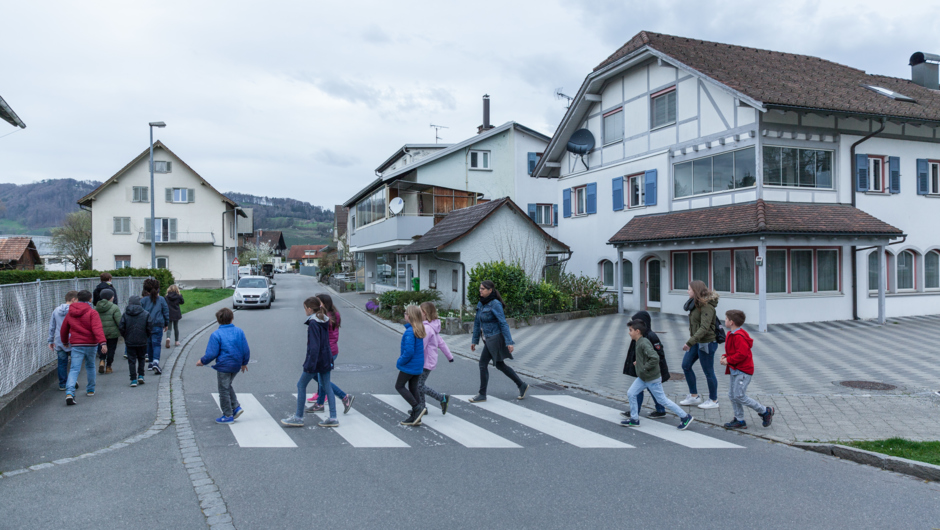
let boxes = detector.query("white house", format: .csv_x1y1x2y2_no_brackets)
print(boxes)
531,31,940,329
78,141,246,288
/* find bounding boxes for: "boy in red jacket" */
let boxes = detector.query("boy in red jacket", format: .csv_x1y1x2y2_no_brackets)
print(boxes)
60,290,107,405
719,310,773,429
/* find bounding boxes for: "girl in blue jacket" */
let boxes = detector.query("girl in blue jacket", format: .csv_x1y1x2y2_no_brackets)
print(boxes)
396,305,426,426
282,297,338,428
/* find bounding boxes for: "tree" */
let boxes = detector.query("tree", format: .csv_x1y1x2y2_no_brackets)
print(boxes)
51,210,92,270
239,240,274,267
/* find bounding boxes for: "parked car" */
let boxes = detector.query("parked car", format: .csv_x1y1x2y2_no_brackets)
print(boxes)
237,266,252,279
262,263,275,278
233,275,276,309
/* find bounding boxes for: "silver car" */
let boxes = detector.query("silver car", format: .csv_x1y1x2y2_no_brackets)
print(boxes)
233,276,276,309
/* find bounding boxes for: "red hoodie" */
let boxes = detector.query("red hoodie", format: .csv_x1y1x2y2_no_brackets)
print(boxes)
723,328,754,375
60,302,106,347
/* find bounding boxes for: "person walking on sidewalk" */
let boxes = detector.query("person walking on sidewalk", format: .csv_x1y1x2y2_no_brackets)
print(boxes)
305,293,354,415
95,289,121,375
92,272,118,306
622,319,694,430
679,280,720,410
48,290,78,391
469,280,529,403
165,284,185,348
282,297,338,428
60,290,106,405
417,301,454,415
140,278,169,375
720,310,774,429
395,305,427,426
197,308,250,424
119,296,151,387
622,310,669,419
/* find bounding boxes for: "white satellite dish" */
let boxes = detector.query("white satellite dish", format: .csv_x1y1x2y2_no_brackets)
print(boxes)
389,197,404,215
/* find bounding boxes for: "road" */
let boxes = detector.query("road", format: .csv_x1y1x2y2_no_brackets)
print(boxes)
2,273,940,529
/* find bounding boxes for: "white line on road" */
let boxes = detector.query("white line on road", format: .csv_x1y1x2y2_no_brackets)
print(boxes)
212,393,297,448
533,395,743,449
373,395,521,448
453,395,633,449
293,394,409,448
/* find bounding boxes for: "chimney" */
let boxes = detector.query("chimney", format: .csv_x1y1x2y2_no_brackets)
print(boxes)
477,94,495,134
910,52,940,90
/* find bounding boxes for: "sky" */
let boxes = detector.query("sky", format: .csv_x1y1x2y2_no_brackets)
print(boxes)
3,0,940,209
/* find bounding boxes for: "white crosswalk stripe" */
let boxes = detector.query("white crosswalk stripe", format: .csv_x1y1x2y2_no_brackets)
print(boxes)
373,395,521,448
211,393,297,448
292,394,409,448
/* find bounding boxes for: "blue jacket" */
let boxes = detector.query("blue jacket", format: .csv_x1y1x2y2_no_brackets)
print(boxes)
140,295,170,328
471,299,514,346
397,323,425,375
200,324,250,373
304,314,333,373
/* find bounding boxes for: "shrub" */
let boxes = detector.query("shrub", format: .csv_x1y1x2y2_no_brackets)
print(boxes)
377,289,441,312
0,268,176,295
467,261,531,311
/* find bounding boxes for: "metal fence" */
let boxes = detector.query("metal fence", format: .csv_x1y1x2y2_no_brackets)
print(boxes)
0,276,147,397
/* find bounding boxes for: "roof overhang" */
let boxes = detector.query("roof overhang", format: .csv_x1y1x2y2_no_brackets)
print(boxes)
609,231,904,247
0,94,26,129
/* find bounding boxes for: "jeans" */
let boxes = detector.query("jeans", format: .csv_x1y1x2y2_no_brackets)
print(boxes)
297,371,336,419
628,377,687,420
66,346,97,395
126,346,147,379
478,346,523,396
56,349,70,387
682,342,718,401
395,371,421,408
147,326,163,364
636,389,666,413
729,369,766,421
316,356,346,404
169,320,180,342
98,337,119,366
417,368,445,409
217,371,240,417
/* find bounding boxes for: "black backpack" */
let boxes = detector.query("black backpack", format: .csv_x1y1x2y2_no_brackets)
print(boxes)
714,316,726,344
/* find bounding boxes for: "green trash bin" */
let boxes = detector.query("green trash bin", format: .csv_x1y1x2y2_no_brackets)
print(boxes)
411,277,420,291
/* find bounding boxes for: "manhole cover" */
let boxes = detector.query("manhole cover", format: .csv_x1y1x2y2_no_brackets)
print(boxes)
333,363,381,372
667,372,685,381
838,380,897,391
533,382,566,391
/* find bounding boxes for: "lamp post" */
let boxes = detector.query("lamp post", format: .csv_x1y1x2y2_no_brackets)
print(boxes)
148,121,166,269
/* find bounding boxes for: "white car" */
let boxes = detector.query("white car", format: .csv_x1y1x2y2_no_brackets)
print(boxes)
237,266,252,279
233,276,275,309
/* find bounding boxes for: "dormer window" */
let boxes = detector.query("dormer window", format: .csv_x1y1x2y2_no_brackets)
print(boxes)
864,85,916,103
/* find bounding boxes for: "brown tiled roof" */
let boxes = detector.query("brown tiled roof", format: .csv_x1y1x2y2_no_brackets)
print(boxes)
595,31,940,123
608,200,903,245
288,244,327,260
245,230,286,251
334,205,348,237
0,237,39,262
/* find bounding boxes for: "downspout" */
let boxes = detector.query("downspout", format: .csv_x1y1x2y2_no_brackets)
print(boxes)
432,250,466,319
541,249,573,281
850,118,886,321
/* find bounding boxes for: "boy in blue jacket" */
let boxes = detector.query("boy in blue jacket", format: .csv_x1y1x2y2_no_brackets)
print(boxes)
282,297,338,428
197,308,250,424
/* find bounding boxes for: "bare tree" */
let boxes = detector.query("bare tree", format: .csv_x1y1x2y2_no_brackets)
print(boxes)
51,210,92,270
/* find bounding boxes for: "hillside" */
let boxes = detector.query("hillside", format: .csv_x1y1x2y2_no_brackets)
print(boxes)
224,192,334,247
0,179,101,235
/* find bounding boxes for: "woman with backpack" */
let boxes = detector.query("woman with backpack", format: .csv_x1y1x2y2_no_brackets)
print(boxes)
140,278,170,375
468,280,529,403
679,280,720,410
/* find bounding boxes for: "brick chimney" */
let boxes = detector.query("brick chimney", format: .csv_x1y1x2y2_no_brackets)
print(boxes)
477,94,495,134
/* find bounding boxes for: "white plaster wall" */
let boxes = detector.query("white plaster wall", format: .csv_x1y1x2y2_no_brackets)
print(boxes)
648,63,677,89
415,130,515,200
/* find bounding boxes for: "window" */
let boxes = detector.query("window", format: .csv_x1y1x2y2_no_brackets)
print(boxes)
621,259,633,290
535,204,553,226
817,250,839,292
167,187,195,203
153,161,172,173
626,173,644,208
869,251,880,291
115,255,131,269
574,186,587,216
762,147,834,189
926,251,939,289
146,218,177,242
863,85,916,102
735,250,756,293
712,250,731,292
691,252,709,283
355,188,386,228
132,186,149,202
650,86,676,129
600,260,614,288
930,162,940,195
767,248,841,294
376,252,395,287
113,217,131,234
672,249,757,294
673,253,689,291
603,108,623,144
156,257,169,270
452,269,459,292
790,250,814,292
869,156,886,193
767,250,788,293
469,150,490,170
897,251,915,290
428,270,437,289
674,147,756,198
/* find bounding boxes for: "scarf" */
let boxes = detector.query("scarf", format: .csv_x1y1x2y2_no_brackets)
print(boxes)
479,291,499,307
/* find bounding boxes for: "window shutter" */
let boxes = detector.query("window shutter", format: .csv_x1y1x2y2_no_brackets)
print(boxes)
644,169,658,206
889,156,900,194
113,217,120,233
586,182,597,214
917,158,929,195
527,204,537,222
166,188,173,202
612,177,624,211
143,187,149,202
166,161,172,172
553,204,558,226
124,218,131,233
562,189,571,218
855,154,869,192
169,218,178,241
188,188,195,203
527,152,538,175
145,218,152,241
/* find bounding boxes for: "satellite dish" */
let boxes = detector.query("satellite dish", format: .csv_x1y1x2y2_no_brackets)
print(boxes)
389,197,404,215
566,129,595,155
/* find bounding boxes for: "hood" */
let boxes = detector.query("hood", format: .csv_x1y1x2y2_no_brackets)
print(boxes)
630,311,652,328
166,292,181,301
96,299,115,313
305,314,330,325
54,303,71,318
128,295,142,307
731,328,753,348
423,319,441,333
68,301,93,318
707,291,720,307
124,304,145,316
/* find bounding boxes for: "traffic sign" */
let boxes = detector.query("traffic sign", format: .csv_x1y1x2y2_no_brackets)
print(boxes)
232,258,240,265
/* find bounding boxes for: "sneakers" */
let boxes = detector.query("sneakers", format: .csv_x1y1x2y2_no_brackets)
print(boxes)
130,379,138,387
400,409,418,426
138,376,145,385
59,385,66,391
151,363,162,375
698,399,719,409
679,395,703,406
165,338,171,349
86,391,95,397
342,395,354,414
678,415,694,430
440,395,449,415
147,362,153,371
647,411,667,419
66,394,75,406
619,411,631,418
307,393,319,403
724,419,747,429
761,407,775,428
413,406,427,425
304,403,324,413
233,406,244,419
175,341,181,346
216,415,234,424
517,383,530,400
468,394,487,403
281,415,304,427
98,360,105,374
318,418,339,428
620,418,640,427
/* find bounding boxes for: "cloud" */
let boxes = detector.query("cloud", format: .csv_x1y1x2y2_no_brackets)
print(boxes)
313,148,359,168
361,24,391,44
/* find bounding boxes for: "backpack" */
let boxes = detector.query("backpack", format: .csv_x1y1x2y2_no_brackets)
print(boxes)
714,316,726,344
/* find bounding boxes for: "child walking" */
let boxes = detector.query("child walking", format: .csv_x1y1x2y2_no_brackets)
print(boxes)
48,291,78,391
197,308,250,424
720,310,774,429
622,319,694,430
95,289,121,374
165,284,185,348
305,293,354,414
120,296,151,386
417,301,454,415
282,297,337,428
395,305,426,426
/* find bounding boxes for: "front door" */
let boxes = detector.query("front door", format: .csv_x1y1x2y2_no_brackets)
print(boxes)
647,259,662,309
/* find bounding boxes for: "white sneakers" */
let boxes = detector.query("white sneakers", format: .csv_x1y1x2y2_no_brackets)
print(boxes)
698,399,720,409
679,394,703,406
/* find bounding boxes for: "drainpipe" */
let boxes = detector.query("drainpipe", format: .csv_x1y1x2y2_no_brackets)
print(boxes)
432,250,466,319
850,118,886,321
541,249,573,281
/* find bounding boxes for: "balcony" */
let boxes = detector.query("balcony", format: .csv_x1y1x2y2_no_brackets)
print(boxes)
349,215,433,252
137,231,216,244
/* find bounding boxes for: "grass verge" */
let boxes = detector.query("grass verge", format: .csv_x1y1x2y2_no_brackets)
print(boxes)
845,438,940,466
180,289,234,314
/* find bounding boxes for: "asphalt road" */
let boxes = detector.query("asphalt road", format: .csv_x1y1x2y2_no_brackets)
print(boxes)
2,273,939,529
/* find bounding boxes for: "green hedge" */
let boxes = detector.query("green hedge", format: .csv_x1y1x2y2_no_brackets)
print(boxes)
0,268,176,295
378,289,441,310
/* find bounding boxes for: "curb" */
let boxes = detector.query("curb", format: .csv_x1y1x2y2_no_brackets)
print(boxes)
0,361,58,430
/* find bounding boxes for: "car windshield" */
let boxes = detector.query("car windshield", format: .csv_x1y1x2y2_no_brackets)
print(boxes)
237,278,267,289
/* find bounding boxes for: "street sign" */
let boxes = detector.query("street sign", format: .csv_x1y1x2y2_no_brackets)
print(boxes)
232,258,239,265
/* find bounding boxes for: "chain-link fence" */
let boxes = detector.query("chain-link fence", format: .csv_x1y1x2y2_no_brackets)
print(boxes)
0,277,147,397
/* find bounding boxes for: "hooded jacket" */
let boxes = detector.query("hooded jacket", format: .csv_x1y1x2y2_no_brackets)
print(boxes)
48,303,72,352
93,281,118,306
303,314,333,373
200,324,251,373
165,292,185,322
119,296,152,347
95,299,122,339
60,301,105,347
397,323,425,375
634,336,661,382
723,328,755,375
687,292,719,347
141,294,170,328
623,310,669,382
422,319,453,371
327,311,341,357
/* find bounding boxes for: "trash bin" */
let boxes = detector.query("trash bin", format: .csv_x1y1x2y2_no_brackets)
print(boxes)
411,277,420,291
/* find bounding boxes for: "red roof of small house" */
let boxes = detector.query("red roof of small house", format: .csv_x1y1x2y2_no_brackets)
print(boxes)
288,245,328,260
0,237,41,264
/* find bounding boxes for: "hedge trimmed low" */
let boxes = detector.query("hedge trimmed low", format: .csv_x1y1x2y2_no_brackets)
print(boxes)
0,268,176,295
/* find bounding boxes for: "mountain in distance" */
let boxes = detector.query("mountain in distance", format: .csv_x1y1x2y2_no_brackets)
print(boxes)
0,179,101,235
224,192,334,247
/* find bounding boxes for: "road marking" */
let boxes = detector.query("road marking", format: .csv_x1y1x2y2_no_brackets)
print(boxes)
453,395,632,449
533,395,743,449
293,394,409,448
373,395,521,448
212,393,297,448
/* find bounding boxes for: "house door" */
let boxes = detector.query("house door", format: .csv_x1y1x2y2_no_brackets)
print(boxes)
646,259,662,309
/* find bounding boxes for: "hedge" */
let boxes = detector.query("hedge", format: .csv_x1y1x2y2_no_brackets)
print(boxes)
0,268,177,295
378,289,441,310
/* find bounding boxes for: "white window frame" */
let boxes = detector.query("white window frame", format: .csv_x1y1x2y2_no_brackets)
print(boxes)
113,217,131,235
930,161,940,195
599,260,614,288
172,188,189,203
626,172,645,209
869,156,887,194
573,186,587,216
469,150,491,170
925,250,940,290
132,186,149,203
153,161,172,173
535,204,553,226
621,259,633,292
896,250,916,291
603,107,624,145
156,256,169,270
114,256,131,269
650,86,677,130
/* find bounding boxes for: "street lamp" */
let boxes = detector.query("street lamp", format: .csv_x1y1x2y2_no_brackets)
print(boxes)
149,121,166,269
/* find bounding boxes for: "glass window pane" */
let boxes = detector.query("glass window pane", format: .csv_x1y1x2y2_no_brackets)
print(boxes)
712,251,731,292
735,250,756,293
713,152,734,192
734,147,756,188
781,148,799,186
692,252,709,284
693,158,713,195
872,159,882,191
815,151,833,189
791,250,813,292
604,111,623,143
630,176,641,206
763,146,782,186
652,95,666,127
470,152,478,168
767,250,787,293
483,152,489,168
577,188,585,213
869,252,880,290
674,162,693,198
602,261,614,286
817,250,839,291
926,252,939,289
799,150,816,187
666,92,677,123
622,260,633,289
897,251,914,290
673,253,689,291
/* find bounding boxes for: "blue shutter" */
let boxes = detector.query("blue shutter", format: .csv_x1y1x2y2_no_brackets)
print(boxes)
889,156,900,194
644,169,658,206
553,204,558,226
917,158,929,195
527,203,537,222
586,182,597,214
612,177,624,211
527,152,538,175
562,188,571,218
855,154,869,192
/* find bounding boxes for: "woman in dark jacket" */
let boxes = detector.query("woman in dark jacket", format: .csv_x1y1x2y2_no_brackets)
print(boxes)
469,280,529,402
140,278,170,375
165,284,185,348
679,280,720,409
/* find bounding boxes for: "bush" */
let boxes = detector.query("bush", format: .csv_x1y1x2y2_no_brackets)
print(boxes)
377,289,441,313
0,268,176,295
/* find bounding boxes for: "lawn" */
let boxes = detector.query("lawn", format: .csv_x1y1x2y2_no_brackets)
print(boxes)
180,288,234,314
845,438,940,466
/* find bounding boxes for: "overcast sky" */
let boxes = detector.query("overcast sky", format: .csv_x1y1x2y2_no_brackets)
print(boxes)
3,0,940,209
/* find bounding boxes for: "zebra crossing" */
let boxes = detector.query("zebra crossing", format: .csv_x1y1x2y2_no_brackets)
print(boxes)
205,392,744,450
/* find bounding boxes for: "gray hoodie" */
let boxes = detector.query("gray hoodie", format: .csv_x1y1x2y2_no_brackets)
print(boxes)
48,303,71,352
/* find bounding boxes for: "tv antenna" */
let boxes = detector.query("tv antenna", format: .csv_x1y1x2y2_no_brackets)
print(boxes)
555,88,574,109
430,123,448,143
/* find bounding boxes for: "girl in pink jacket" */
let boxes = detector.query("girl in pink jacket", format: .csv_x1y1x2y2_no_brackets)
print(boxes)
417,302,454,414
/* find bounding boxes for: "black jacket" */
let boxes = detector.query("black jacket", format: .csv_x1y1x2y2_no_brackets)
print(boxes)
165,292,185,322
119,296,152,347
93,282,118,306
623,311,670,381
